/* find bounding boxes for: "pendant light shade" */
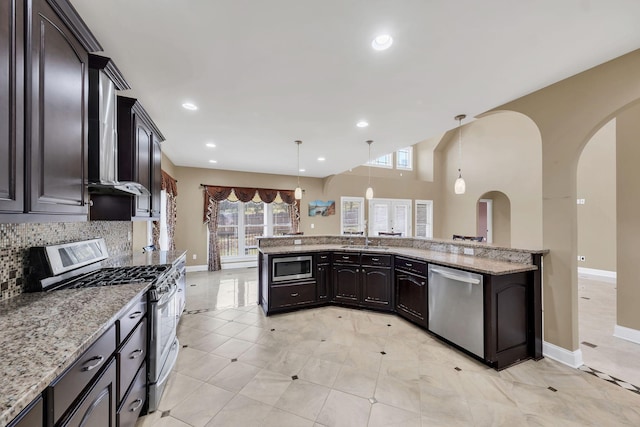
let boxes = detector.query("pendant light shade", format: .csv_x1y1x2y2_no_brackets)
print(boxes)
454,114,466,195
294,140,302,200
366,140,374,200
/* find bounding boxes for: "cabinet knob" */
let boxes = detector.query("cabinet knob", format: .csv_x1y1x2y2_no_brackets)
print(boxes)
291,293,299,297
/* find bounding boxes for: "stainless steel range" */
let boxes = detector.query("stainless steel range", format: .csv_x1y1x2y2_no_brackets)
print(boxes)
26,238,182,413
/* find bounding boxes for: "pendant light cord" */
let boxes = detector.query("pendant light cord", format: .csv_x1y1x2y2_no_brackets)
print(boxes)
367,141,372,186
296,140,301,187
455,114,466,177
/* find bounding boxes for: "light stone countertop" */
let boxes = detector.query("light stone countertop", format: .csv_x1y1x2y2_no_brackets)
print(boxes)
0,283,151,426
259,244,538,275
105,249,187,268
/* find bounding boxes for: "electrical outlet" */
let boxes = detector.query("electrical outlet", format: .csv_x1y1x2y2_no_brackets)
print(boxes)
294,239,302,245
577,198,586,205
463,248,474,256
311,223,315,229
127,231,131,241
192,254,197,260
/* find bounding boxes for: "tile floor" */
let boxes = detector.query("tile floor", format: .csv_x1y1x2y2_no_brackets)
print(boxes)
136,269,640,426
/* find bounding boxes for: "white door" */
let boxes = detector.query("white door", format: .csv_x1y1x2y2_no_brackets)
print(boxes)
415,200,433,239
368,199,412,236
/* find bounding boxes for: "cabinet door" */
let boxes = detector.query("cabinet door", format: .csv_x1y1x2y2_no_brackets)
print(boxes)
62,359,116,427
28,0,88,215
395,272,427,327
133,118,151,217
317,263,331,301
332,265,359,303
0,0,24,213
150,135,162,219
361,267,391,310
7,396,42,427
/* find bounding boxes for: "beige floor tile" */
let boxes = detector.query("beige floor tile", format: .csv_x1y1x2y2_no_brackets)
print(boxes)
379,358,420,381
265,349,311,376
316,389,372,427
419,382,473,426
374,374,421,414
207,361,262,392
135,413,192,427
313,340,351,363
157,372,205,411
233,325,266,342
179,313,229,332
367,403,420,427
333,365,378,399
213,320,250,337
234,311,262,325
169,382,235,427
177,352,231,382
204,394,273,427
174,346,209,373
187,331,231,353
466,399,530,427
342,347,383,373
238,342,286,368
239,369,293,405
274,379,331,421
263,407,316,427
211,337,254,359
298,356,343,387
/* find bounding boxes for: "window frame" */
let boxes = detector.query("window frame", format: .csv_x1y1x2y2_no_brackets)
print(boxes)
340,196,365,234
396,146,413,170
367,198,413,237
369,153,393,169
415,199,434,239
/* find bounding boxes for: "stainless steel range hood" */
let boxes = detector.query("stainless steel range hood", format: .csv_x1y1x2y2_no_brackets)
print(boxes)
87,55,149,196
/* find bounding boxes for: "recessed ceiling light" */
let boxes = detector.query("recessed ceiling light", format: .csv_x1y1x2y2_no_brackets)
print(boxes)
356,121,369,128
299,168,306,172
206,143,216,148
208,159,217,163
372,34,393,51
182,102,198,111
317,157,325,162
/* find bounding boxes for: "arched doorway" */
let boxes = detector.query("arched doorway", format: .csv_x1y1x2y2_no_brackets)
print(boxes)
477,191,511,246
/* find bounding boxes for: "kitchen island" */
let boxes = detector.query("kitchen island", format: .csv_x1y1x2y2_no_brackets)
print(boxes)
258,235,546,370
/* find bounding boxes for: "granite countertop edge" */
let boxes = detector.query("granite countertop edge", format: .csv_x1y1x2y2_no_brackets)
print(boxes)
0,283,151,426
259,244,538,275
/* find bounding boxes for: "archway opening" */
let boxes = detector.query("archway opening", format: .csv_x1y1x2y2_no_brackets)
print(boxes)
477,191,511,246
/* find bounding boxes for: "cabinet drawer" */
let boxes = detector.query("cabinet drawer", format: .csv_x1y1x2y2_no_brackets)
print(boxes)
118,317,147,403
271,282,316,309
394,256,427,276
7,396,42,427
118,294,146,345
49,324,116,424
316,253,331,264
332,252,360,265
361,254,391,267
117,363,146,427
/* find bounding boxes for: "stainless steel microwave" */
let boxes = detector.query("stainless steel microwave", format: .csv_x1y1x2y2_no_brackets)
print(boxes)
272,255,313,282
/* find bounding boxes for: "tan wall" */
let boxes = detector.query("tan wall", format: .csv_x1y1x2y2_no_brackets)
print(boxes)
577,119,616,272
437,111,543,248
498,48,640,350
174,165,438,266
161,152,177,177
617,103,640,330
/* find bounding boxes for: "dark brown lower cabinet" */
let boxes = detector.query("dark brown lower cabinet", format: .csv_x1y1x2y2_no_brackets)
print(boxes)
484,272,530,369
361,267,392,310
395,270,427,328
332,264,359,303
317,262,331,301
117,364,146,427
7,396,42,427
270,281,316,310
60,359,116,427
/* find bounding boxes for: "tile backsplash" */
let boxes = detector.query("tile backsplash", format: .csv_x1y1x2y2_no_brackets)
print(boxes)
0,222,132,301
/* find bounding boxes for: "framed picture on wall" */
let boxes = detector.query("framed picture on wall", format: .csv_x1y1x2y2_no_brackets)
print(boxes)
308,200,335,217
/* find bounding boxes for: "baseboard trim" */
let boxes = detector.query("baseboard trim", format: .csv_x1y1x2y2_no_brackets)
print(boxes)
222,261,258,270
543,341,584,368
577,267,616,280
614,325,640,345
186,265,208,272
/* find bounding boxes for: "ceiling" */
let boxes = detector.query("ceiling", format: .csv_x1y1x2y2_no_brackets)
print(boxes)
69,0,640,178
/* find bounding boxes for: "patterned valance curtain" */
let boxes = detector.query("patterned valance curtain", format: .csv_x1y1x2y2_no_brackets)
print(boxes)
152,171,178,250
203,185,300,271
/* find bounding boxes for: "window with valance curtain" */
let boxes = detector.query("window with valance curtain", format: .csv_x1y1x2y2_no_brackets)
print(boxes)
152,170,178,250
203,185,300,271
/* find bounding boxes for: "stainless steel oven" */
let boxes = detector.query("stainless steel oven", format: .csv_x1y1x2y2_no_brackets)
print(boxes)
147,269,180,412
272,255,313,282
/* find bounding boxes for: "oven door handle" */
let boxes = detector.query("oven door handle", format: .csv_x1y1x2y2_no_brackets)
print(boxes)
157,283,178,307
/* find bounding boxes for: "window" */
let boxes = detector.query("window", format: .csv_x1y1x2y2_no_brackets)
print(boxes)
368,198,412,236
415,200,433,238
341,197,365,234
217,200,291,261
370,153,393,168
396,147,413,170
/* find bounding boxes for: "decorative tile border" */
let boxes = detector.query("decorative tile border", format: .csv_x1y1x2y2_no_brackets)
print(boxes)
579,365,640,395
0,222,132,301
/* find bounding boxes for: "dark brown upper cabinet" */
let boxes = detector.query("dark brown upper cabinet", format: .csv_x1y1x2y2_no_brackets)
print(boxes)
0,0,24,214
90,96,164,221
1,0,101,222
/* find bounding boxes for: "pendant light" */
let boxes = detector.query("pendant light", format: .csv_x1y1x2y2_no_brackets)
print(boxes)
454,114,466,195
294,140,303,200
365,140,374,200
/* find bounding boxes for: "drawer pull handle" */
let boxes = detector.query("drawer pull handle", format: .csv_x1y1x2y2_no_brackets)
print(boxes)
128,311,143,319
130,349,144,359
406,263,413,267
129,398,143,412
291,293,299,297
81,355,104,372
372,258,379,261
342,256,349,259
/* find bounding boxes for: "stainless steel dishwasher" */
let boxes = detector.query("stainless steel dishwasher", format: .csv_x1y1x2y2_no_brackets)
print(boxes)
428,265,484,358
